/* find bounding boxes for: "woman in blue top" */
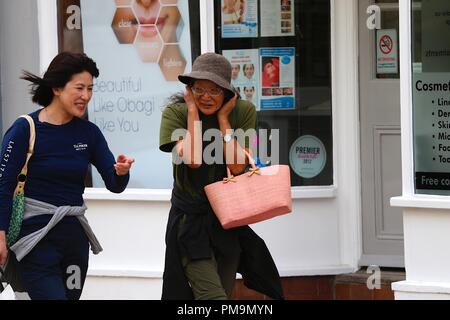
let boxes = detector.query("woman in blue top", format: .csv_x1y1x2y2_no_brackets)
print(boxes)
0,52,134,300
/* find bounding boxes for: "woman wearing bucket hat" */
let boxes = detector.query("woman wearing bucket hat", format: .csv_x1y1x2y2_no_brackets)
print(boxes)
159,52,284,300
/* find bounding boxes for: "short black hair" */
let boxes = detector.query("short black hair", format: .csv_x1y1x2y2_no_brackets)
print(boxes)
21,52,99,107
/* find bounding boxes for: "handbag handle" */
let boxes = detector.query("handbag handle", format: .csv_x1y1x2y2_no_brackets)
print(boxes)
14,115,36,197
224,149,260,182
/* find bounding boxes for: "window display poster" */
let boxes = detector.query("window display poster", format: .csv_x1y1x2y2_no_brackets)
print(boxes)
289,135,327,179
261,0,295,37
81,0,192,188
414,73,450,195
221,0,258,38
260,47,296,110
222,49,260,110
422,0,450,72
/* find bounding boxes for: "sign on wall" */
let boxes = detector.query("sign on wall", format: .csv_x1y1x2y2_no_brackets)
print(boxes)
376,29,398,74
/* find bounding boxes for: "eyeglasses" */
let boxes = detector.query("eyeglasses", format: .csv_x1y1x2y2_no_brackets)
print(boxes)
191,86,223,97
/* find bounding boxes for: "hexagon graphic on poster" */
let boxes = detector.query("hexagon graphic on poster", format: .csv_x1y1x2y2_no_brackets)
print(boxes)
157,6,184,43
158,44,187,81
111,7,138,44
115,0,133,5
111,0,186,80
135,25,164,62
132,0,161,25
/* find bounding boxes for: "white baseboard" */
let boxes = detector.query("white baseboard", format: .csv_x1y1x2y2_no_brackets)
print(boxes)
86,264,357,279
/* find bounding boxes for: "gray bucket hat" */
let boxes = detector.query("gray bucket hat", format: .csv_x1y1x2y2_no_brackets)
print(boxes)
178,52,233,95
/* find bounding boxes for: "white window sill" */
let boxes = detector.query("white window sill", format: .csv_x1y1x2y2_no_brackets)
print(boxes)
392,280,450,295
291,186,337,199
84,188,172,201
83,186,337,202
391,195,450,210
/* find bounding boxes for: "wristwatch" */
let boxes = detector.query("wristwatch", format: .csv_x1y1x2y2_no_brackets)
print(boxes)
223,131,234,143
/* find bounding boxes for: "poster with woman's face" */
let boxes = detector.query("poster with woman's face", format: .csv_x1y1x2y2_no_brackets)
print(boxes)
260,47,296,110
262,57,280,87
81,0,193,188
223,49,260,110
221,0,258,38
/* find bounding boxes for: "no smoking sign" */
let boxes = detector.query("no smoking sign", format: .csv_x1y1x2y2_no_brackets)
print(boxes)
376,29,398,74
379,35,393,54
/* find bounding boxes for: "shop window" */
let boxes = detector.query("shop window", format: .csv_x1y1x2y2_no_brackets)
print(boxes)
57,0,201,188
214,0,333,186
412,0,450,195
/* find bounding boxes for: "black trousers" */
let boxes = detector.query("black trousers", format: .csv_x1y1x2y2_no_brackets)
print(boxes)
17,217,89,300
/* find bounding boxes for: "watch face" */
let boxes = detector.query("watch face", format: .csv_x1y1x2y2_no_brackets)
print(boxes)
224,133,233,143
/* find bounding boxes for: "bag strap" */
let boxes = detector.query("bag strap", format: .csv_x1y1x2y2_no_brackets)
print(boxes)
13,115,36,196
225,149,258,180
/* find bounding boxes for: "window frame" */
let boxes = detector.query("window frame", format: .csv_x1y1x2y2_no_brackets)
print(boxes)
391,0,450,209
40,0,337,200
213,0,335,188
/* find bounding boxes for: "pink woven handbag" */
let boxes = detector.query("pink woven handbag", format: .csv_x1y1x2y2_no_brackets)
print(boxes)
204,150,292,229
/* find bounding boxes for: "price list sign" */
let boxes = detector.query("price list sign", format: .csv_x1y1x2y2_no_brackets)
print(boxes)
414,76,450,194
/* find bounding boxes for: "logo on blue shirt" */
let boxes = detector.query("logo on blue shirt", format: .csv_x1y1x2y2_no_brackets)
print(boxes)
73,143,88,151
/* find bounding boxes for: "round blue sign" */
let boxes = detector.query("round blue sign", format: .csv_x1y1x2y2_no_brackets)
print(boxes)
281,56,291,64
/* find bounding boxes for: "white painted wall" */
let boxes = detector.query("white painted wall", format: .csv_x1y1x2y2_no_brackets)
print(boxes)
81,196,349,299
0,0,40,132
1,0,363,300
81,199,169,299
403,209,450,283
391,207,450,300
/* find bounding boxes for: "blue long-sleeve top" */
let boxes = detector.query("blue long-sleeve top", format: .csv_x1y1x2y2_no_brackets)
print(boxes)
0,110,129,231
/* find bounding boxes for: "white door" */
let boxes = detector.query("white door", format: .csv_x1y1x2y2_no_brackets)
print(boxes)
359,0,404,267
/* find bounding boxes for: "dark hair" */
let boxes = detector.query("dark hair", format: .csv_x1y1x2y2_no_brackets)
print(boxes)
21,52,100,107
166,92,186,105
